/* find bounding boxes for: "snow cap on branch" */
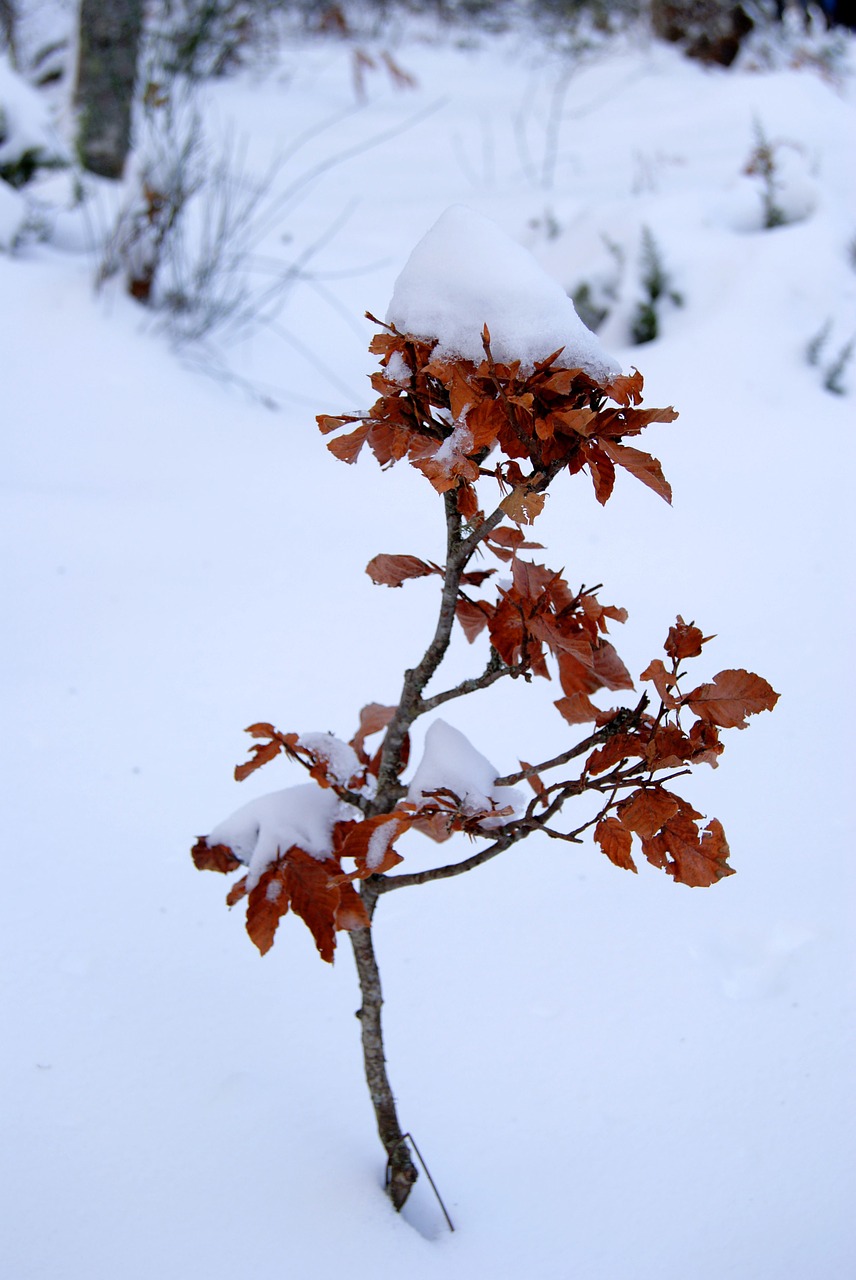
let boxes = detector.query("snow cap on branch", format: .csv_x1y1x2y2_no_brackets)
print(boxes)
386,205,621,382
208,784,356,891
407,719,524,822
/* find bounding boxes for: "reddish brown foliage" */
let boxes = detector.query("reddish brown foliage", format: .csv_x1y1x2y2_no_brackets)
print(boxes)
196,318,779,966
318,316,677,528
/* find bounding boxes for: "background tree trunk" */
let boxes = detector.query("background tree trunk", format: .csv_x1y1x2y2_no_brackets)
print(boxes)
0,0,15,61
75,0,144,178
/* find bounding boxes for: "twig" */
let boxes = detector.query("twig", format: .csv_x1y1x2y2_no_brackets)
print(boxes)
495,695,649,786
386,1133,455,1233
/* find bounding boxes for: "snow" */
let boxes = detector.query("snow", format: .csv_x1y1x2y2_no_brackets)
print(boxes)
2,15,855,1280
386,204,621,381
208,784,356,890
0,51,65,168
408,718,524,821
0,172,24,246
296,731,362,786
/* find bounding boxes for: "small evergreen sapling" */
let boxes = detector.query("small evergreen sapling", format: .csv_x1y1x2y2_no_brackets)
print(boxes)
192,207,778,1214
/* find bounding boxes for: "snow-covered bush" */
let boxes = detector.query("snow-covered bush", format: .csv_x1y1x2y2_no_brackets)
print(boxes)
0,51,66,189
192,206,778,1214
569,226,683,346
146,0,281,80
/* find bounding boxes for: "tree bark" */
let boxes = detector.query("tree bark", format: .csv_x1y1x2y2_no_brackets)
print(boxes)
349,879,418,1211
0,1,14,62
74,0,144,178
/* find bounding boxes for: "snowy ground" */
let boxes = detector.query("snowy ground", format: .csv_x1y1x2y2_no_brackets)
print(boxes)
2,17,855,1279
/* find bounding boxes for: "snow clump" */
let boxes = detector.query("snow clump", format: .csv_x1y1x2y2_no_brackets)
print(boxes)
208,784,357,890
407,719,524,823
386,204,621,383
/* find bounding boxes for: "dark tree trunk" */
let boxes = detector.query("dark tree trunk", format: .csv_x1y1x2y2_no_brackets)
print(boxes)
75,0,144,178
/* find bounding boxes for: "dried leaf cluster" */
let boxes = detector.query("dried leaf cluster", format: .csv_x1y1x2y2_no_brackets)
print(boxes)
194,318,778,962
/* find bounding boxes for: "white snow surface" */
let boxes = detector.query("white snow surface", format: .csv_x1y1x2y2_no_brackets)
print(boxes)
208,784,355,890
386,204,621,381
296,731,362,786
2,17,855,1280
0,52,65,167
407,719,524,820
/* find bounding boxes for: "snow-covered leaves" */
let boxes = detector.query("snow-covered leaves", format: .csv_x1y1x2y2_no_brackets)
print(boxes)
318,317,677,526
195,222,778,963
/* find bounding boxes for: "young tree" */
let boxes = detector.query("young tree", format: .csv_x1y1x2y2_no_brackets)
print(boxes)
192,207,777,1214
75,0,144,177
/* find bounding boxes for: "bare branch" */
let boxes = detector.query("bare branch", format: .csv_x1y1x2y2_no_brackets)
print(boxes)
419,649,527,714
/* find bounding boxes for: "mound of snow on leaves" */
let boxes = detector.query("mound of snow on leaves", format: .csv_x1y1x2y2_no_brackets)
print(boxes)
407,719,524,820
208,784,356,890
386,205,621,382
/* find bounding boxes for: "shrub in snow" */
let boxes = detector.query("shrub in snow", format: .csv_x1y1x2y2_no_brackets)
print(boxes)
629,225,684,345
742,119,816,230
193,205,778,1215
651,0,755,66
0,52,66,188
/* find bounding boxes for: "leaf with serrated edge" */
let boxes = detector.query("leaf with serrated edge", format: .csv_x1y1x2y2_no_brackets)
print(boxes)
684,669,779,730
595,817,637,872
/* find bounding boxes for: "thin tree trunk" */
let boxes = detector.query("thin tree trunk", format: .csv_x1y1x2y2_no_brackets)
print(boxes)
0,1,14,62
349,879,417,1211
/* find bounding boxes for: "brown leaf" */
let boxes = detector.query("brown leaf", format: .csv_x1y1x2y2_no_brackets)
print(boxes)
594,816,637,872
617,787,680,841
642,812,733,887
366,553,439,588
191,838,242,874
554,691,602,725
664,616,709,661
234,734,283,782
456,482,480,520
485,527,544,563
282,849,341,963
500,486,546,525
585,444,616,506
599,439,672,504
317,413,353,435
640,657,679,709
327,424,370,464
519,760,547,798
351,703,397,757
604,369,645,406
455,597,493,643
245,864,290,956
684,669,779,730
585,732,643,775
335,881,371,931
226,875,248,907
409,810,454,842
339,813,409,876
591,640,635,691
